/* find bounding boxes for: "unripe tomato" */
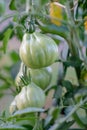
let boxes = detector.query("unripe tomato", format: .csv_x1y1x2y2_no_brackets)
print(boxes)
30,67,52,89
19,32,58,69
14,82,46,110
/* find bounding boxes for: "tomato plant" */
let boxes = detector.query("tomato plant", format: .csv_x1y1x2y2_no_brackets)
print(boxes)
0,0,87,130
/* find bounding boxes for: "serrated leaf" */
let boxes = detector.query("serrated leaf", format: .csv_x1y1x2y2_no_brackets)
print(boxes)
11,107,45,118
3,28,12,53
0,124,26,130
9,0,17,10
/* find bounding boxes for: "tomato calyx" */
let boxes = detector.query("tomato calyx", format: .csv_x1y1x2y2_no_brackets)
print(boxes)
25,15,35,34
20,63,31,86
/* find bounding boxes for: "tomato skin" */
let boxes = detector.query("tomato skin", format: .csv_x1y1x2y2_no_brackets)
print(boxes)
19,32,58,69
11,82,45,110
30,67,52,89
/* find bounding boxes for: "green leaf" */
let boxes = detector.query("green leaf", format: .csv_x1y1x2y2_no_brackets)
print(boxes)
0,84,10,90
0,93,3,98
64,66,79,86
40,0,49,5
15,26,24,40
62,80,73,92
9,0,26,11
10,51,20,63
0,23,13,41
3,28,12,53
49,107,61,120
15,115,36,127
73,112,86,128
63,56,82,68
38,22,68,39
0,124,26,130
9,0,17,10
57,121,74,130
11,107,45,118
49,121,74,130
53,85,62,100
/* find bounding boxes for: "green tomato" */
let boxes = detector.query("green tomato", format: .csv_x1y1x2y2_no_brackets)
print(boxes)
19,32,58,69
30,67,52,89
14,82,45,110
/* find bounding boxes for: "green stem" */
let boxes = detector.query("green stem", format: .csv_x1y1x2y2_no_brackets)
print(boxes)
73,28,87,68
0,74,16,94
49,97,87,130
26,0,31,13
65,1,87,66
65,1,79,58
0,13,19,24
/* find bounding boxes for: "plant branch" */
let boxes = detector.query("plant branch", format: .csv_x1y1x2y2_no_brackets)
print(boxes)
49,97,87,130
0,13,19,24
26,0,31,13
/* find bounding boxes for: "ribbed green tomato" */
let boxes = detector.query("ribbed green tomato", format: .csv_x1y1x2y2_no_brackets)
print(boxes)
14,82,45,110
19,32,58,69
30,67,52,89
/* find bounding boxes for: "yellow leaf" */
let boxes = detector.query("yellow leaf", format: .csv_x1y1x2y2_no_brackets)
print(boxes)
84,16,87,32
49,2,64,26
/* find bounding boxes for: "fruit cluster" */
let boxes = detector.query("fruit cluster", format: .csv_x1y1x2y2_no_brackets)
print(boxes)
10,32,58,114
